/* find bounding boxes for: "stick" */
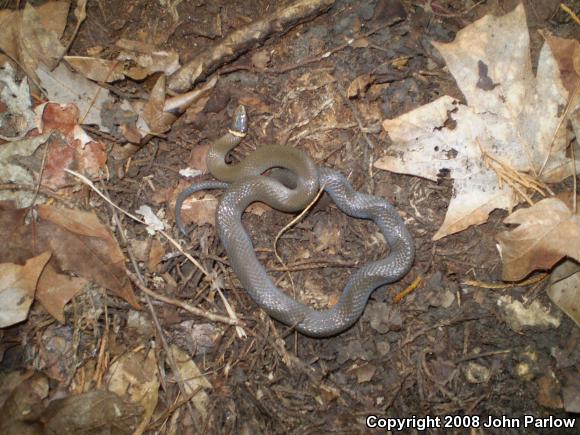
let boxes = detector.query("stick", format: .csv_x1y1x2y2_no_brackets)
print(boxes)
168,0,336,93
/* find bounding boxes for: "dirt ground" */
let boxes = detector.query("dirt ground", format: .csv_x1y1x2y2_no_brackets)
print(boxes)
1,0,579,433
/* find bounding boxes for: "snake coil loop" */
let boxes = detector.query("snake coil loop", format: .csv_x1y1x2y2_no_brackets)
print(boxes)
176,106,414,337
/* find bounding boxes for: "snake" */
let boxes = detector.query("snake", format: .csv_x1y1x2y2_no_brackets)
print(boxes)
175,106,414,337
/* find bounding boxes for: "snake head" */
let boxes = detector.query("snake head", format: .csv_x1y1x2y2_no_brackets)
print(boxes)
231,105,248,135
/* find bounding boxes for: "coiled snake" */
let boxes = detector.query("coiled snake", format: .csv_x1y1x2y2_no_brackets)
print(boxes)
176,106,414,337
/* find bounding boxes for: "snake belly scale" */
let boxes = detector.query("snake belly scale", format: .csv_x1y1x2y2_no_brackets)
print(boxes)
176,106,414,337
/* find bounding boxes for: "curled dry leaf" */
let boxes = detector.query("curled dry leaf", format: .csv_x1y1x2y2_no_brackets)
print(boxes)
496,197,580,281
142,75,177,134
0,252,51,328
374,5,576,240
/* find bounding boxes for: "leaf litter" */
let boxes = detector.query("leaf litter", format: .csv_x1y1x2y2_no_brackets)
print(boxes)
374,4,580,327
374,4,577,240
0,0,579,431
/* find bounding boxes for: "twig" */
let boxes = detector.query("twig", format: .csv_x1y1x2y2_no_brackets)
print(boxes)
539,79,580,176
463,273,549,289
393,276,422,303
560,3,580,25
168,0,336,92
478,141,550,206
273,184,326,296
125,270,241,326
64,169,209,277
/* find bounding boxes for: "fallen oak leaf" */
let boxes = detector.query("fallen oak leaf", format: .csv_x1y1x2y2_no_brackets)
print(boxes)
496,197,580,281
0,251,51,328
37,205,139,308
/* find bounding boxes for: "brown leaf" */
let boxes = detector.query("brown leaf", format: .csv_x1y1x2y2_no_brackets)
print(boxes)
347,74,374,98
142,75,177,134
64,57,126,82
497,197,580,281
0,252,51,328
175,193,218,227
0,2,69,81
0,202,33,264
37,205,139,308
39,103,107,190
250,50,271,70
107,349,159,434
20,3,67,71
168,345,212,417
148,239,165,273
42,390,142,434
351,363,376,383
543,33,580,95
351,37,369,48
547,260,580,327
0,372,48,435
36,265,88,323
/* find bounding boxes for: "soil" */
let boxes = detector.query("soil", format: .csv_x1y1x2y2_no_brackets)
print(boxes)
2,0,579,433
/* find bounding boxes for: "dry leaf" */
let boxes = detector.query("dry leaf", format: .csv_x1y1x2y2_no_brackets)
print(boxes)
176,193,218,227
148,239,165,272
142,75,177,134
37,205,139,308
107,349,159,435
497,197,580,281
0,372,48,434
347,74,374,98
36,63,127,133
0,2,68,83
547,260,580,327
36,265,87,323
64,57,126,82
497,295,560,332
0,134,50,189
0,63,35,139
42,390,142,434
0,202,88,323
352,363,377,383
0,252,51,328
543,33,580,95
251,50,271,70
374,5,576,240
115,38,180,78
168,345,212,418
37,103,107,190
135,205,165,234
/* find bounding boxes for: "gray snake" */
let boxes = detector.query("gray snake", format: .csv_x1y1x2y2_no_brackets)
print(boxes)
176,106,414,337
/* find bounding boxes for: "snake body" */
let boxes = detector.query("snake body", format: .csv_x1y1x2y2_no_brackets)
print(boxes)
176,106,414,337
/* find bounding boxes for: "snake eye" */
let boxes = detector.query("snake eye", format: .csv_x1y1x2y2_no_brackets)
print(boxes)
232,105,248,134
